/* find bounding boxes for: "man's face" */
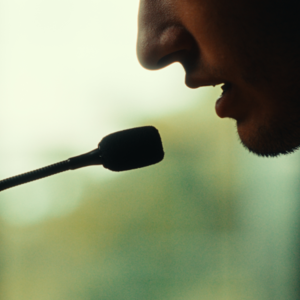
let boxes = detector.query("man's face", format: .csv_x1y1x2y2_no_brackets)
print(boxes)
137,0,300,157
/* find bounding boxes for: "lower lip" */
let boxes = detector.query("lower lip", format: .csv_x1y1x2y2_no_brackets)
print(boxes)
215,88,233,118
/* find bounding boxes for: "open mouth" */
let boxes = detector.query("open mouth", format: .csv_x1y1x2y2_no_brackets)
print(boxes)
221,82,232,95
215,82,234,118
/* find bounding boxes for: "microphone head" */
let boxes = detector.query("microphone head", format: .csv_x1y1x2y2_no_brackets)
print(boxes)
98,126,164,171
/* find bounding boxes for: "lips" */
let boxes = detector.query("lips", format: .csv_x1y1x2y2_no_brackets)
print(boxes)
215,82,235,118
185,74,241,119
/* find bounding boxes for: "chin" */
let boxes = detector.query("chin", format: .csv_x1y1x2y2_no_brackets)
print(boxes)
236,119,300,158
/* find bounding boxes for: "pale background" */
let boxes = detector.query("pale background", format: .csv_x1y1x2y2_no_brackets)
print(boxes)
0,1,299,299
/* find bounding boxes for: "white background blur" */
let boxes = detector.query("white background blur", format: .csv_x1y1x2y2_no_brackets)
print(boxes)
0,0,215,224
1,2,300,300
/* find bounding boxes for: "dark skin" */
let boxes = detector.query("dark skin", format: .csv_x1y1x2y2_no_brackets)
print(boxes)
137,0,300,157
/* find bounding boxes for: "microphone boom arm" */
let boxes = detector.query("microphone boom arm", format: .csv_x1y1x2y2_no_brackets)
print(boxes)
0,149,103,192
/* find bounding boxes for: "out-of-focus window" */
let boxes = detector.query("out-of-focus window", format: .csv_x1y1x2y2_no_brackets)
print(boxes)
0,1,299,300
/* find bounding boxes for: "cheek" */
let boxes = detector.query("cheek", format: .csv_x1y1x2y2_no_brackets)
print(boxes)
178,3,242,70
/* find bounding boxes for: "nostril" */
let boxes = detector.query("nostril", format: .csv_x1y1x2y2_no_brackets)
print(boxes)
157,46,199,71
157,50,188,69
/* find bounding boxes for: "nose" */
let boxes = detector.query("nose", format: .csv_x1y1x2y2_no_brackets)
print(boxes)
137,0,197,70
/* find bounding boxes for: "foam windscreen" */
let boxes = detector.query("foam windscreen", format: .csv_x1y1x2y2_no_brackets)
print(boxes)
99,126,164,171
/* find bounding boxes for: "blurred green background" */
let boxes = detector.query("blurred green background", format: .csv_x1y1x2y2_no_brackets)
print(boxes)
1,1,300,299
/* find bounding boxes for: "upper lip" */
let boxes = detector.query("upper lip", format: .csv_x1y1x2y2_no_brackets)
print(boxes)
185,76,228,89
184,62,229,89
161,50,231,90
178,51,228,89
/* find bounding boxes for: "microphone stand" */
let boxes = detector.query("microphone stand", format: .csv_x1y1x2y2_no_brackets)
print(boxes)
0,149,103,192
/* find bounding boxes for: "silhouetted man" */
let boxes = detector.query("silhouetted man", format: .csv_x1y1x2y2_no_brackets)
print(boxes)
137,0,300,157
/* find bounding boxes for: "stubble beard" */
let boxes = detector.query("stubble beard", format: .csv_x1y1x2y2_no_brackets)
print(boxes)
236,107,300,157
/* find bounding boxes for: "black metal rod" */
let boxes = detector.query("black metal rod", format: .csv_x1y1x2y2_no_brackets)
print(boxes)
0,160,71,192
0,148,103,192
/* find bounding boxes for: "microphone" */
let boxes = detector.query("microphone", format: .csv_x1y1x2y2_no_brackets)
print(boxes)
0,126,164,192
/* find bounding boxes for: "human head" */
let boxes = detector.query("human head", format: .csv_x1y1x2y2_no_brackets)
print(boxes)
137,0,300,157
